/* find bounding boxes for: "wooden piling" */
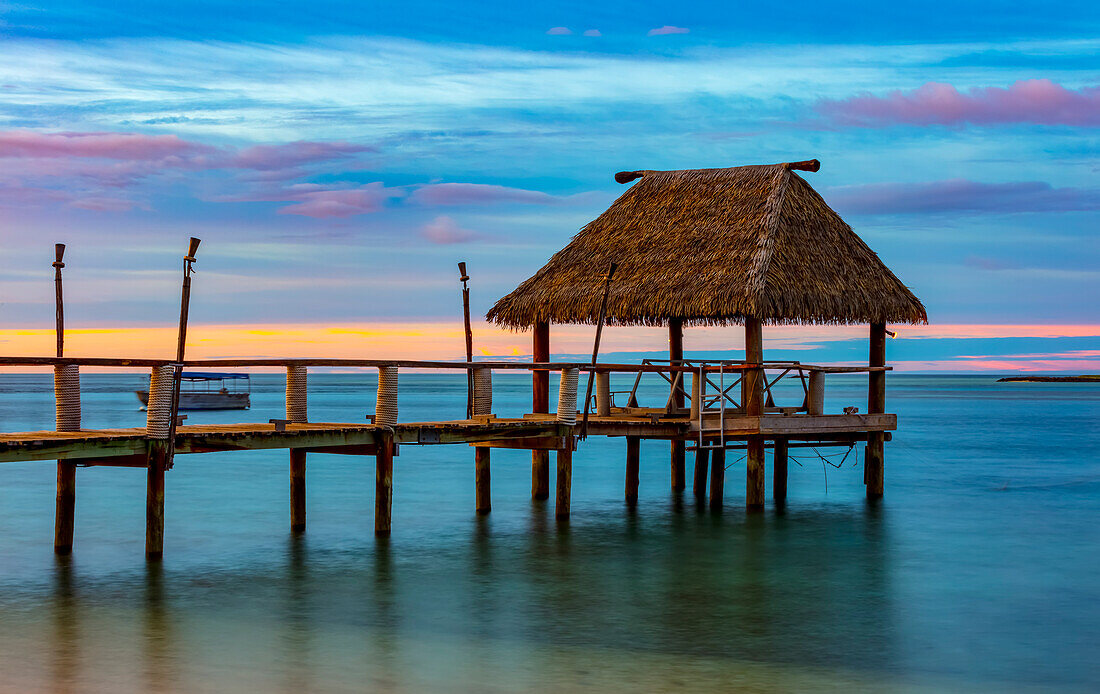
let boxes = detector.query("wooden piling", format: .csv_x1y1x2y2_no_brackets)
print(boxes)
53,462,76,554
669,318,685,491
52,246,77,555
774,438,788,504
692,445,709,500
625,436,640,506
290,449,306,532
286,365,307,532
555,446,572,521
709,447,725,510
475,446,491,515
532,321,550,500
744,316,765,511
375,431,394,537
866,323,887,498
145,441,167,560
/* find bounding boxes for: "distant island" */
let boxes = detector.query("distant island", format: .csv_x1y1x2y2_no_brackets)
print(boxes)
997,375,1100,383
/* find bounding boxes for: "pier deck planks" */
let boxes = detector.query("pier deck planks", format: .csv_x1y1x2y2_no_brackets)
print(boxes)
0,413,896,464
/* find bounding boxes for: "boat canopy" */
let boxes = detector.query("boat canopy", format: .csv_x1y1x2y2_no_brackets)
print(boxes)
180,372,250,381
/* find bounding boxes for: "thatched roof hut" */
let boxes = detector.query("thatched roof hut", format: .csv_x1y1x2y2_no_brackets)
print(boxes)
487,161,926,328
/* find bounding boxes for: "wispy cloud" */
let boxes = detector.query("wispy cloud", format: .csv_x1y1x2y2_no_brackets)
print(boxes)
411,182,559,206
827,179,1100,215
648,26,689,36
419,215,480,244
817,79,1100,128
546,27,572,36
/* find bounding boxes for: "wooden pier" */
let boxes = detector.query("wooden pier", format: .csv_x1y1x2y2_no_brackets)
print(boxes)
0,355,894,558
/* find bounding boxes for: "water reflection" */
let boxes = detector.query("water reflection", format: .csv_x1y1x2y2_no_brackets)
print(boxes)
279,535,312,694
142,562,177,693
50,557,78,694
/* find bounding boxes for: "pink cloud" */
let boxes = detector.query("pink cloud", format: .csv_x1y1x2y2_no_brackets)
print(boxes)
273,183,398,218
0,130,212,159
412,182,558,206
826,179,1100,215
964,255,1021,271
817,79,1100,127
67,196,141,212
546,27,572,35
221,141,373,170
583,29,601,37
419,216,480,244
648,25,689,36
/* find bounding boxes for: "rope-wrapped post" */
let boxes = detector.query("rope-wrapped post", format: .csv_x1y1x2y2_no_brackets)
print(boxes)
53,364,80,554
54,364,81,432
556,368,579,425
145,365,174,559
472,367,493,416
376,366,399,426
286,365,308,532
286,365,308,423
471,367,493,514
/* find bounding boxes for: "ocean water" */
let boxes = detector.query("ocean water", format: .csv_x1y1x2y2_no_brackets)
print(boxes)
0,372,1097,693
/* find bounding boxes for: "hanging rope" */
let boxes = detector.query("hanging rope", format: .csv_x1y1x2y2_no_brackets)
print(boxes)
285,365,308,423
472,367,493,416
556,367,580,425
789,444,856,494
53,364,81,432
375,366,399,426
145,365,175,439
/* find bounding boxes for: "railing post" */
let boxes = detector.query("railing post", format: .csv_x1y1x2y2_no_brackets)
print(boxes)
53,364,80,554
286,365,307,532
596,371,611,417
807,371,826,415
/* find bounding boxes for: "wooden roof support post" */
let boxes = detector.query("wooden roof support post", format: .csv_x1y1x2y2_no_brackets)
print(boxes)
865,323,887,499
669,318,686,491
531,321,551,500
744,317,765,510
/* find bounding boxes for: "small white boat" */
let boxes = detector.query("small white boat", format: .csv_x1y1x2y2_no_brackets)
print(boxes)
136,372,250,410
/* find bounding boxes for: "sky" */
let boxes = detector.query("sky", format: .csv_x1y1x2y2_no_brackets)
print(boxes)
0,1,1098,371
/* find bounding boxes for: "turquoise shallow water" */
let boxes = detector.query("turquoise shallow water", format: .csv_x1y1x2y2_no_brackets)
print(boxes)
0,373,1097,692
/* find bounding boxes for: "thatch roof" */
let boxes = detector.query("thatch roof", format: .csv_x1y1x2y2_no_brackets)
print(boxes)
487,161,927,328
